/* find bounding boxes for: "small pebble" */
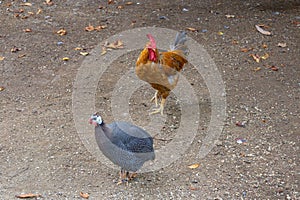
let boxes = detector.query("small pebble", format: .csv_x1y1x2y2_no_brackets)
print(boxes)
201,29,208,33
57,41,63,46
224,25,230,29
182,8,189,12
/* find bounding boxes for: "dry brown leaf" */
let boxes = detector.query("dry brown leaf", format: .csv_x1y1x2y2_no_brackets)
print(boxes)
186,27,197,32
45,0,54,6
80,52,89,56
18,54,26,58
250,54,260,63
240,47,253,53
80,192,89,199
0,56,5,61
11,47,21,53
28,11,34,15
62,57,69,61
23,28,32,32
231,40,239,45
101,47,107,55
225,14,235,18
75,47,83,51
125,2,133,5
117,5,124,9
253,67,261,72
0,86,5,91
189,186,199,191
261,53,269,60
277,42,287,48
57,29,67,35
95,25,107,31
36,8,42,14
255,25,272,36
262,43,268,48
85,24,95,32
269,65,279,71
15,193,42,198
104,40,124,49
108,0,114,4
188,163,200,169
20,2,32,6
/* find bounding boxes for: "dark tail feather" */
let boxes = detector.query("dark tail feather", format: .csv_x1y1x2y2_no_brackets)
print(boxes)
170,31,189,56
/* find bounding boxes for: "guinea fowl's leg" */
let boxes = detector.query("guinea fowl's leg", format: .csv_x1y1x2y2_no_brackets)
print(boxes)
128,172,138,180
117,169,128,185
150,98,166,115
150,91,158,107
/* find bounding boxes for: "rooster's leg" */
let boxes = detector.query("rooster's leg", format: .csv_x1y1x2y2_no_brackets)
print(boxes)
150,98,166,115
150,91,158,107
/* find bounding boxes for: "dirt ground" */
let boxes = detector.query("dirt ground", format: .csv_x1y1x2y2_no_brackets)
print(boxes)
0,0,299,199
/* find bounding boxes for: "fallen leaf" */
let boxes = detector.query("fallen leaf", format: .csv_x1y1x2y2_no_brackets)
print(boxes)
104,40,124,49
277,42,287,48
11,47,21,53
108,0,114,4
262,43,268,48
85,24,95,32
255,25,272,36
36,8,42,14
18,54,26,58
231,40,239,44
250,54,260,63
94,25,107,31
225,14,235,18
28,11,34,15
75,47,83,51
80,52,89,56
270,65,278,71
15,193,42,198
101,47,107,55
80,192,89,199
57,29,67,36
188,163,200,169
0,56,4,61
186,27,197,32
0,86,5,91
20,2,32,6
253,67,261,72
218,31,224,35
45,0,54,6
21,15,30,19
23,28,32,32
261,53,269,60
62,57,69,61
236,121,246,127
240,47,253,53
189,186,199,191
125,2,133,5
117,5,124,9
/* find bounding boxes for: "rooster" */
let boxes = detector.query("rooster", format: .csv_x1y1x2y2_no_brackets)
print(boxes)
136,31,188,115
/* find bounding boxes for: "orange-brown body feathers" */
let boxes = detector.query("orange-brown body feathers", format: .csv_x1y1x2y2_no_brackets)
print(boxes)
136,31,188,115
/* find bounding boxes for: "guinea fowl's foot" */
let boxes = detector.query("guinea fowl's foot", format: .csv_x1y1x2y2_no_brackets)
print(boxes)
117,169,129,185
127,172,138,180
150,91,158,107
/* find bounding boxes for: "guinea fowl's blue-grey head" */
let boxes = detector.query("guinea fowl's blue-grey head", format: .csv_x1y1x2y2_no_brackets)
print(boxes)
89,113,103,126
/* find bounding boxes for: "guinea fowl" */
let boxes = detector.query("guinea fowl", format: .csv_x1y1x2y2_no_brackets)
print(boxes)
89,113,155,185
